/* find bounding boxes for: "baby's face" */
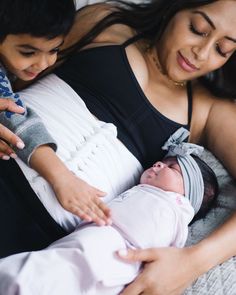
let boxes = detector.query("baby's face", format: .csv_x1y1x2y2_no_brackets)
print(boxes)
140,157,184,195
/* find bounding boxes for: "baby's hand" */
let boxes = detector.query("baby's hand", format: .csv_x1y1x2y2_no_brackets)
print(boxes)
52,172,112,226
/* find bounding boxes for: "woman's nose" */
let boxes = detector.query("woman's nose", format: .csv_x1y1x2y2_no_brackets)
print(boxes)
192,40,212,61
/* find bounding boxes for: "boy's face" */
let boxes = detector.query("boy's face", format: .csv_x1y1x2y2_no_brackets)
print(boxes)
140,157,184,195
0,34,64,81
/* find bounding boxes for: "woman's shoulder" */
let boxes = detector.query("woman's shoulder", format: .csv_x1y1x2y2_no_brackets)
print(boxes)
190,81,235,143
63,3,135,49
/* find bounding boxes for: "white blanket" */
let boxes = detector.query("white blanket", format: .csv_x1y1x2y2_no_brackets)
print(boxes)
17,74,142,231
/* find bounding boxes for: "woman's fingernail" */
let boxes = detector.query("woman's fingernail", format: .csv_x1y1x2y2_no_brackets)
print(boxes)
118,249,128,257
2,155,10,160
10,153,17,159
16,142,25,149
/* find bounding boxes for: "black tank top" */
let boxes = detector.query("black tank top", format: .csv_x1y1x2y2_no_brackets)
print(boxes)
55,35,192,169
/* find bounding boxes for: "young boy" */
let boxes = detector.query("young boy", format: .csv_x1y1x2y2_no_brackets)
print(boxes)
0,0,112,226
0,128,218,295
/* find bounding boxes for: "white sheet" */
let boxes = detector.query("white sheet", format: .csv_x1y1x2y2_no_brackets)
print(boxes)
17,74,142,231
0,74,143,295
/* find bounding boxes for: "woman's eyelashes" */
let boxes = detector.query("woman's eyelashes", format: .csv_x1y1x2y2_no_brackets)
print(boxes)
189,22,227,58
189,22,208,37
215,43,227,58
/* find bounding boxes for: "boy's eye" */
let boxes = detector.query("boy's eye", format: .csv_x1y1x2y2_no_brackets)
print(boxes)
189,22,208,37
19,51,35,57
50,47,60,55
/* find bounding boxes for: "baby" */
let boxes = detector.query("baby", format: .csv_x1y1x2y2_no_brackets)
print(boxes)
0,127,218,295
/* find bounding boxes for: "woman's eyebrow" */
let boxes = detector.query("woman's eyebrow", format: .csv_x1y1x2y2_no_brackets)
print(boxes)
192,10,215,29
192,10,236,43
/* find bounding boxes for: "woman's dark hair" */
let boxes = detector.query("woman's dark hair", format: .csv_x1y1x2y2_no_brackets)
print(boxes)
69,0,236,99
0,0,76,42
192,155,219,222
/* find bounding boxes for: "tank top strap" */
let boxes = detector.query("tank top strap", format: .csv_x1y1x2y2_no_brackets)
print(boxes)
122,34,144,48
186,81,193,127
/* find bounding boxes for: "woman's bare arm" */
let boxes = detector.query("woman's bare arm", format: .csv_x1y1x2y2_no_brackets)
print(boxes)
118,97,236,295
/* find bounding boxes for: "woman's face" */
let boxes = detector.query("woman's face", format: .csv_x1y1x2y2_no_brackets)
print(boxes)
157,0,236,82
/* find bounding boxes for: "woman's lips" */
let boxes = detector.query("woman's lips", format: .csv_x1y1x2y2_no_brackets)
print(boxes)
177,52,199,73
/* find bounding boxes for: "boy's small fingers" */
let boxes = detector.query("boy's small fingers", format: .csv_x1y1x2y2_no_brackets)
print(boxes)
97,201,111,217
93,188,106,197
71,207,92,221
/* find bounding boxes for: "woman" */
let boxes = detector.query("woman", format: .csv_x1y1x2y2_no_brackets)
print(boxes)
52,0,236,294
0,0,236,294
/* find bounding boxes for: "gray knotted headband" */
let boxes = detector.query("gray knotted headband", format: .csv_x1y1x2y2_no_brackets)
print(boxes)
162,127,204,214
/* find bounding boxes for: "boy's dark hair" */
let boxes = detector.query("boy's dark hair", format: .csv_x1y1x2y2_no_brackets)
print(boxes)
192,155,219,221
0,0,76,43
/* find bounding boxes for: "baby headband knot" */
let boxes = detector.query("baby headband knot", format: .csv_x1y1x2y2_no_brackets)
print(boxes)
162,127,204,214
162,127,204,157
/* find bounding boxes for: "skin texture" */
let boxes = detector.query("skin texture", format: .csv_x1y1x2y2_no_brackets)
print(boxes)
58,1,236,294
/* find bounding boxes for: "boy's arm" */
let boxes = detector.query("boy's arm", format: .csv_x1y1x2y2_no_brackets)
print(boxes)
30,145,111,225
0,106,57,164
0,69,111,224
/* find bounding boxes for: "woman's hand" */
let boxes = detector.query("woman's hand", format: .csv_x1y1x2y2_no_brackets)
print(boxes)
118,246,203,295
52,171,112,226
0,98,25,159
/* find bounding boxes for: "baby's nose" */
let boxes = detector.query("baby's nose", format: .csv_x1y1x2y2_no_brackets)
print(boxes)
153,161,165,170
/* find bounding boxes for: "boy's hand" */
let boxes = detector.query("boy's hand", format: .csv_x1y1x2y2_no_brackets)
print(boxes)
52,172,112,226
0,98,25,159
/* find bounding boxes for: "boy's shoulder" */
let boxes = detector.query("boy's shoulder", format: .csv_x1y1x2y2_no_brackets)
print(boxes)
0,63,17,99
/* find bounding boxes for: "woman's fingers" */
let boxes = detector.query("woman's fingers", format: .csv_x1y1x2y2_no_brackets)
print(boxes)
119,277,144,295
0,140,17,160
0,98,25,114
117,248,158,263
0,123,25,149
0,99,25,153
